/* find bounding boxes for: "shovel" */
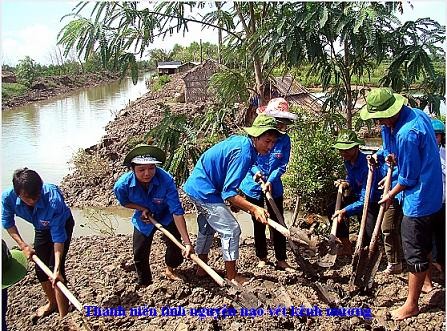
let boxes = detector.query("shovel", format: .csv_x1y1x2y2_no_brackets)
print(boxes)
32,255,94,331
349,156,376,290
256,178,317,250
146,215,263,308
356,161,394,291
318,185,344,268
254,178,319,278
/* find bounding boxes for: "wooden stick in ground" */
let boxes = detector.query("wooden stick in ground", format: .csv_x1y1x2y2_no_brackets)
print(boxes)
146,215,226,287
32,255,83,312
349,156,376,288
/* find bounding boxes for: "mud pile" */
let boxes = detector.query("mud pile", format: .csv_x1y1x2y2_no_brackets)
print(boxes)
5,234,445,331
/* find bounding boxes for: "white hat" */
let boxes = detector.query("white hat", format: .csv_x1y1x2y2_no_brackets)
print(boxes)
256,97,298,121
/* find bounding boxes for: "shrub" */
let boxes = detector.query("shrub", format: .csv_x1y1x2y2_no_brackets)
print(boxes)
69,149,110,183
16,56,39,88
150,74,171,91
1,83,28,101
283,110,345,214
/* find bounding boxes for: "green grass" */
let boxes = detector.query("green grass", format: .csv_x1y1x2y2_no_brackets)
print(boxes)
150,75,171,92
1,82,29,100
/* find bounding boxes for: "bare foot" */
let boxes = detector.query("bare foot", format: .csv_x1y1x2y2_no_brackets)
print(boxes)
165,267,183,281
31,303,57,324
257,259,268,268
422,283,434,294
391,303,419,321
230,274,248,286
36,302,57,317
276,260,294,272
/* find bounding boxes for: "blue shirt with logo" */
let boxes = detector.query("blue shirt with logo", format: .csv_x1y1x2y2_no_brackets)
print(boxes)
2,184,72,243
381,106,442,217
114,168,185,236
239,134,291,199
344,151,381,217
183,135,258,203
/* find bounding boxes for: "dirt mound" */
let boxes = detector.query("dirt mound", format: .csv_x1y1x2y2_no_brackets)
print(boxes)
5,234,445,331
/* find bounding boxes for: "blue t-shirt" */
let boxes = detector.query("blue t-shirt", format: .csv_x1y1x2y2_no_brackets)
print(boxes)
2,184,72,243
183,135,258,203
114,168,185,236
240,134,291,199
381,106,442,217
344,151,381,217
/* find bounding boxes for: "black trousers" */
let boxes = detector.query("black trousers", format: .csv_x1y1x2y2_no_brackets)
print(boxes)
246,195,287,261
431,204,445,270
133,221,183,285
34,215,74,282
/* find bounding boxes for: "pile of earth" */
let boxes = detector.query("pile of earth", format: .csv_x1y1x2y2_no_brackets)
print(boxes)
59,73,219,209
2,72,120,110
5,233,445,331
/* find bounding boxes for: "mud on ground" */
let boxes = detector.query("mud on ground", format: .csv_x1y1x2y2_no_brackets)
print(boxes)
5,234,445,331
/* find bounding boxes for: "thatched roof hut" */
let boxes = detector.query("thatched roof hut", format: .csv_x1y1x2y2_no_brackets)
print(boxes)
182,59,223,103
268,75,321,114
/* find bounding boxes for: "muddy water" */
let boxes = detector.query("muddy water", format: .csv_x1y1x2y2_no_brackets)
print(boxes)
1,73,152,246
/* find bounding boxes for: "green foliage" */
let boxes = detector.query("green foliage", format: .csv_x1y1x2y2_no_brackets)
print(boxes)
16,56,38,87
283,110,345,213
150,74,171,92
144,109,202,184
1,83,28,101
209,70,250,106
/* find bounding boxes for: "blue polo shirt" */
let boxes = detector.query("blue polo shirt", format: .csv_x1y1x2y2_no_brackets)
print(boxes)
240,134,291,199
114,168,184,236
344,151,381,217
2,184,72,243
183,135,258,203
381,106,442,217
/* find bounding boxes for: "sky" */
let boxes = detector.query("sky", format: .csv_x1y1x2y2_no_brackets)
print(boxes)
1,1,446,66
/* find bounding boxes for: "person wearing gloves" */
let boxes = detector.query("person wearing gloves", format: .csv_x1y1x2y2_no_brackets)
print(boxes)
430,118,445,273
2,240,28,331
2,168,74,320
239,98,296,271
360,87,442,320
331,129,381,254
183,115,282,285
114,144,194,286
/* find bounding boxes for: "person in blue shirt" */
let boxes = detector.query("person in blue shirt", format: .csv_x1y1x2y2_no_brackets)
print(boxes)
114,144,194,286
2,168,74,320
331,129,381,255
430,118,445,273
360,87,442,321
183,115,281,285
240,98,296,271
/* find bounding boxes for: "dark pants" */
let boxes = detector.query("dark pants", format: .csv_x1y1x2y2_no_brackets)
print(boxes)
34,215,74,282
246,195,287,261
326,195,379,246
381,199,403,264
431,204,445,270
401,214,434,273
133,221,184,285
2,289,7,331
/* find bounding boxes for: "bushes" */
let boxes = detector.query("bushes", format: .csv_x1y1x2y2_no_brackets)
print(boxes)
283,111,345,214
1,83,28,101
150,74,171,92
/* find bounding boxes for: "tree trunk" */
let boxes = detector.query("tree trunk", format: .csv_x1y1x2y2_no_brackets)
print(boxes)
344,40,353,129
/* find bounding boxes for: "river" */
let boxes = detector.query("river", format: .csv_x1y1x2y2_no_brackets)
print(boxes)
1,73,153,246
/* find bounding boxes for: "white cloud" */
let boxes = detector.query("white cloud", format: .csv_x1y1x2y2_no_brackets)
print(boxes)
2,24,58,65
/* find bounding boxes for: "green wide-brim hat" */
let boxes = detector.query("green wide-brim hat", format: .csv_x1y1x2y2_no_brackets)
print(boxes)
360,88,407,121
243,114,284,137
123,144,166,167
2,249,28,289
332,129,365,150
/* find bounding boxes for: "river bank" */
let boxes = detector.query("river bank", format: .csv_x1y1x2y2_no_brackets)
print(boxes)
59,73,210,209
2,72,120,111
5,234,445,331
